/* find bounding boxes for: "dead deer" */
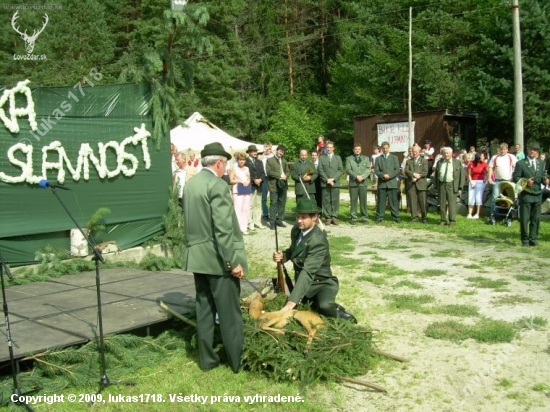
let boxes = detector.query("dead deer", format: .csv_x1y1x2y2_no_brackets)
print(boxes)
243,291,324,353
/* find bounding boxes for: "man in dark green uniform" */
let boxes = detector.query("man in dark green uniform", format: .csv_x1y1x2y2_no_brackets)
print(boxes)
291,149,318,203
273,198,356,322
374,141,401,223
512,142,545,246
183,142,248,373
434,147,465,226
318,141,344,225
345,143,370,224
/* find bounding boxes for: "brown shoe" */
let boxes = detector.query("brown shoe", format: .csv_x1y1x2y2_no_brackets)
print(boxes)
332,219,339,226
449,221,456,227
325,219,332,225
440,221,447,226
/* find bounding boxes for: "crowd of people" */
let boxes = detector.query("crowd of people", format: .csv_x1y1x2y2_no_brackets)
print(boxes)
175,137,547,374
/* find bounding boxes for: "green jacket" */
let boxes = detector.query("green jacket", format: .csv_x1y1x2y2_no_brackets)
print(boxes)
183,169,248,275
318,154,343,187
283,225,337,304
404,156,429,191
513,157,545,203
291,160,318,195
266,156,291,192
374,153,400,189
345,154,370,187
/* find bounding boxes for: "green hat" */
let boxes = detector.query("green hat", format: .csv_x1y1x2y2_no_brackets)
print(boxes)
527,142,541,151
201,142,232,160
295,198,320,214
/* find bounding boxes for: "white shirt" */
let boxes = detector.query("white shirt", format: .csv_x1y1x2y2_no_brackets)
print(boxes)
488,153,517,180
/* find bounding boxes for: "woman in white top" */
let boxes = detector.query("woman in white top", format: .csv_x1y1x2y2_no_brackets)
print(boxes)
229,152,252,234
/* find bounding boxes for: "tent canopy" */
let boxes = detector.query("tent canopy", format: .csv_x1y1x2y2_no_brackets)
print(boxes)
171,112,265,155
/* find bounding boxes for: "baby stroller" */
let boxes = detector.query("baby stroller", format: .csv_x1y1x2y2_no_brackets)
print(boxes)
488,181,518,226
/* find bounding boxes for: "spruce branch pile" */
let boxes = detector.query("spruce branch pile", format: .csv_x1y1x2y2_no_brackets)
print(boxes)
241,294,379,386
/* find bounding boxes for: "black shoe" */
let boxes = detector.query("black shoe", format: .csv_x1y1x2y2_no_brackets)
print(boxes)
529,240,538,246
521,242,529,247
375,219,382,224
276,221,286,228
336,305,358,324
393,219,401,223
268,222,275,230
350,220,357,225
411,217,419,223
422,218,428,224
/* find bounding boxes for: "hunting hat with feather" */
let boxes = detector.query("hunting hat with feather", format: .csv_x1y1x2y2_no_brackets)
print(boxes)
201,142,231,160
295,198,320,214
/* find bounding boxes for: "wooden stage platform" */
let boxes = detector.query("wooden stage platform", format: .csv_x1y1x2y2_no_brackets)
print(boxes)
0,268,259,362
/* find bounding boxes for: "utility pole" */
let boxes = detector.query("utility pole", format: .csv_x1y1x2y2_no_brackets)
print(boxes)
511,0,524,147
408,7,413,147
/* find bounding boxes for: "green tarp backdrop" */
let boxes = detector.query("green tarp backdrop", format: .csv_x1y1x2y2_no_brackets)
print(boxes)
0,81,171,265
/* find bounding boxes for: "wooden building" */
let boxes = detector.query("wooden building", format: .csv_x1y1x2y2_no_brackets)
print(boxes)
354,109,477,157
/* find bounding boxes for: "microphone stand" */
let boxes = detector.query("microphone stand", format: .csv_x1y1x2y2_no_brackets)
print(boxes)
45,187,134,397
0,254,37,411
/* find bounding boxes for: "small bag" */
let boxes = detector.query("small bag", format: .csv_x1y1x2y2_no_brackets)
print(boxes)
236,183,252,195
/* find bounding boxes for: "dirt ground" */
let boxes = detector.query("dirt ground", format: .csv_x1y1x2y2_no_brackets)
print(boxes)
244,222,550,412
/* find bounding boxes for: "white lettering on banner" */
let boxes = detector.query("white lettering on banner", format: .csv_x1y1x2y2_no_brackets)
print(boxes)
0,123,152,184
377,121,415,153
0,79,38,134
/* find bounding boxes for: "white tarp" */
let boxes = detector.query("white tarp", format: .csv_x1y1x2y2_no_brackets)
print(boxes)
171,112,265,155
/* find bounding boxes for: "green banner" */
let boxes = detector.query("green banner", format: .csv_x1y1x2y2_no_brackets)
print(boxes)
0,81,171,265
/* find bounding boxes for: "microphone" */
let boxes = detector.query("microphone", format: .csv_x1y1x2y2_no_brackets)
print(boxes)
38,179,71,191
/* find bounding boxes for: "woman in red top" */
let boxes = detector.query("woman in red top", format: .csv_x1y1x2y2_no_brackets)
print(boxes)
467,152,488,219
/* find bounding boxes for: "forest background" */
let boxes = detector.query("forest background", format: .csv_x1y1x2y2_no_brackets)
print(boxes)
1,0,549,158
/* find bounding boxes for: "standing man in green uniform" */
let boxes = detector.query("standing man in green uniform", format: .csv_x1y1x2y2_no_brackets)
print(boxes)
266,145,291,229
183,142,248,373
345,143,371,224
291,149,318,203
273,198,356,322
513,142,545,246
404,144,430,223
374,141,401,223
434,147,465,226
318,141,344,225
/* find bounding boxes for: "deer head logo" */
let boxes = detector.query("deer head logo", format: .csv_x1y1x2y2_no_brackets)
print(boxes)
11,11,49,54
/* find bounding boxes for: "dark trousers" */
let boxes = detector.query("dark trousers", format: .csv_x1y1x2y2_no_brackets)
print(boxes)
314,180,322,208
407,186,427,219
349,185,368,220
269,187,287,224
193,273,243,373
322,186,340,220
439,182,457,222
301,279,339,317
261,180,269,219
376,187,399,221
518,199,541,244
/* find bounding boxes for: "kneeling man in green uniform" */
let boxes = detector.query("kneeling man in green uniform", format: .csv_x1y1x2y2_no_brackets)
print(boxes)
273,198,357,322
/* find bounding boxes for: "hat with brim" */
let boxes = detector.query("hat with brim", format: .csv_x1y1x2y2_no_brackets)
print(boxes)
295,198,320,214
201,142,231,160
527,142,541,151
246,144,260,153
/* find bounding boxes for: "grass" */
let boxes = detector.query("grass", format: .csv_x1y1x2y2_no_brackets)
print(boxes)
514,316,547,331
383,293,435,312
463,263,483,270
409,253,425,259
457,289,477,296
368,263,407,277
467,276,509,290
434,304,480,317
498,378,514,388
491,295,536,306
425,319,516,343
415,269,448,277
432,249,463,258
327,236,363,269
514,274,549,282
357,274,386,285
393,280,423,289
